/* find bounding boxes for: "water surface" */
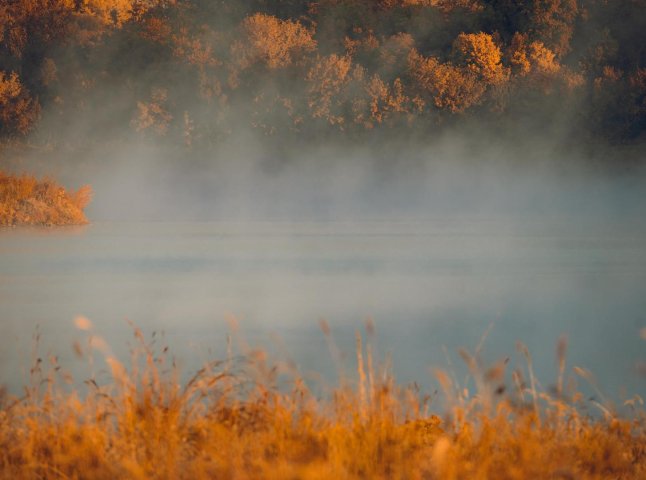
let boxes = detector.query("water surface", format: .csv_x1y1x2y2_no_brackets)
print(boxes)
1,219,645,400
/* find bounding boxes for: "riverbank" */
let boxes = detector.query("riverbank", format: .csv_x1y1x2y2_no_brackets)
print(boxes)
0,171,91,226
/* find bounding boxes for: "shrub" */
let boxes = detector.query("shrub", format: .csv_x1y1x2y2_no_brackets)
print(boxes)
0,171,92,226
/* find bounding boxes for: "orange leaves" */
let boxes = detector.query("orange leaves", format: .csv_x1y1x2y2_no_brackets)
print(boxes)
354,76,413,128
307,54,353,125
84,0,141,26
509,32,532,76
506,33,583,96
453,32,508,85
528,0,578,57
235,14,316,70
408,50,485,113
307,54,413,128
0,172,90,226
131,88,173,136
0,0,641,142
0,71,40,136
72,185,93,210
172,32,221,69
140,16,173,44
0,72,23,101
528,41,561,76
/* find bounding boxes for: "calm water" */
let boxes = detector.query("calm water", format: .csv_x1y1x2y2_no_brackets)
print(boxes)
1,220,646,400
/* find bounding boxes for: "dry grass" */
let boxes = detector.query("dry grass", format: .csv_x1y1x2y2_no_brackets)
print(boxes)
0,320,645,479
0,171,91,226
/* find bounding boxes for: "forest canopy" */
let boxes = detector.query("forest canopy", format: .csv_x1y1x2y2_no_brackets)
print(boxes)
0,0,644,149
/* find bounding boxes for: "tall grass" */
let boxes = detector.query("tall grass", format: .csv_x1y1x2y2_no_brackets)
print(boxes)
0,171,92,226
0,319,645,479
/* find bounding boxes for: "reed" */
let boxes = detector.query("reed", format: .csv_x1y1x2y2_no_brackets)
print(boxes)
0,319,644,479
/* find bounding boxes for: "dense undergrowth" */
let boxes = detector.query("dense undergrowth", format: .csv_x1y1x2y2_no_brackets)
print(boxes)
0,319,644,479
0,171,91,226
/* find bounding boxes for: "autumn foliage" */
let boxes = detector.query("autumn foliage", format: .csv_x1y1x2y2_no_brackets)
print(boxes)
0,172,92,226
0,1,643,145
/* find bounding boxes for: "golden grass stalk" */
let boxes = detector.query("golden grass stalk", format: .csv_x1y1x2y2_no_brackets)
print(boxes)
0,322,645,479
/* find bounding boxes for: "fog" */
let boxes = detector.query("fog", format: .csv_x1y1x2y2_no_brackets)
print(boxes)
2,0,646,405
10,123,645,225
3,126,646,404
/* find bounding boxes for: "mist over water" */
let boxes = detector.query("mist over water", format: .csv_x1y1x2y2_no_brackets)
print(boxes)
15,129,645,223
2,141,646,401
2,5,646,397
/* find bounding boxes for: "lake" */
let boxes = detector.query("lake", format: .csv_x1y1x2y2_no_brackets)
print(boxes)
1,219,645,403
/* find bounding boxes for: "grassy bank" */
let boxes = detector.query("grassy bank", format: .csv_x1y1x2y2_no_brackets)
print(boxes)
0,322,644,479
0,172,91,226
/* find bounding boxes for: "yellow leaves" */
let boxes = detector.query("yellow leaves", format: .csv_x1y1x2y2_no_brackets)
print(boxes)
409,49,485,113
172,32,221,69
528,41,561,75
307,53,414,128
237,14,316,70
343,30,379,58
0,72,23,102
453,32,509,85
358,76,412,127
0,172,89,226
507,33,582,96
131,88,173,136
509,33,560,78
0,0,638,140
509,32,531,76
72,185,93,210
0,71,40,135
84,0,141,26
528,0,578,57
140,16,172,44
307,54,353,125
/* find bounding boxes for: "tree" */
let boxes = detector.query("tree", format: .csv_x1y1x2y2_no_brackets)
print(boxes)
353,75,413,128
408,49,485,113
131,87,173,136
307,54,354,125
0,71,41,136
83,0,146,26
507,33,577,94
591,67,646,141
527,0,578,58
233,13,316,70
453,32,508,84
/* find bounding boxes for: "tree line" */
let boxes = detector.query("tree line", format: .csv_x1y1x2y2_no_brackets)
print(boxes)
0,0,644,148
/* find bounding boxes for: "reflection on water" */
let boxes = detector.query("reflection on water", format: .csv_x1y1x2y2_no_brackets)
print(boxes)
1,220,646,399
